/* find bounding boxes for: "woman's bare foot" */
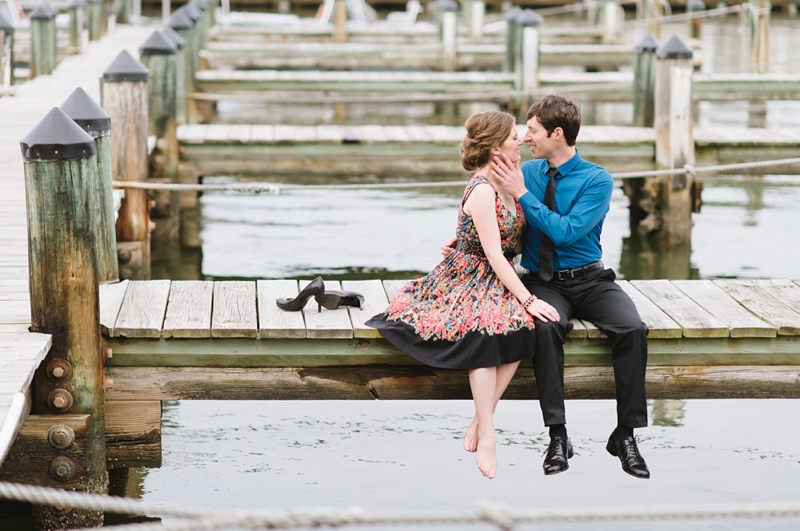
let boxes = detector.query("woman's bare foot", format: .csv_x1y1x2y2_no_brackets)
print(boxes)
476,430,497,479
463,416,479,452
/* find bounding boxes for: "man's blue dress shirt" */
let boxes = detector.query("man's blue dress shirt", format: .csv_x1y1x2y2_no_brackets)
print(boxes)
517,150,613,273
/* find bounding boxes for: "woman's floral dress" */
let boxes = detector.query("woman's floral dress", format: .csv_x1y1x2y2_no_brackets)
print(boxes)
366,175,536,369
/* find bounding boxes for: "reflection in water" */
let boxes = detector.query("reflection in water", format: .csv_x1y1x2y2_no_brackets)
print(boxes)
650,399,686,427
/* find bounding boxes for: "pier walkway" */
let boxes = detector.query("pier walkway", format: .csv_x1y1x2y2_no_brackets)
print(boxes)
0,22,153,464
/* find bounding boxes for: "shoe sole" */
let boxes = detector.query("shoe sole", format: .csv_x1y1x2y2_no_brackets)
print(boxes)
543,445,574,476
606,439,650,479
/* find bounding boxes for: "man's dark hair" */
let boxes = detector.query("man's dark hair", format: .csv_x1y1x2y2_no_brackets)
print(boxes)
526,95,581,147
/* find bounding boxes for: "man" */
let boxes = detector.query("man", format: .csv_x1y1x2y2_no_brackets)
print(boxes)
491,95,650,479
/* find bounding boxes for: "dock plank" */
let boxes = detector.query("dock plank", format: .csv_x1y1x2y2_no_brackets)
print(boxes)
342,280,388,339
212,282,258,338
751,279,800,314
114,281,171,339
163,281,214,339
632,280,729,338
382,279,410,300
257,280,306,339
302,280,353,339
99,280,129,337
714,280,800,336
616,281,682,339
672,280,776,338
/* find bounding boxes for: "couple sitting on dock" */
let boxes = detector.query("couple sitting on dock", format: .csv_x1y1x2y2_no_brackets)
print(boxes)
367,95,650,481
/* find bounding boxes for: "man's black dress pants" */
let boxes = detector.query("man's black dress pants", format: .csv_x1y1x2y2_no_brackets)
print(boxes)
522,267,649,429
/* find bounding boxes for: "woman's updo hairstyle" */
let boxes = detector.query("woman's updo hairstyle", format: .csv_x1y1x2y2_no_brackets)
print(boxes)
460,111,516,172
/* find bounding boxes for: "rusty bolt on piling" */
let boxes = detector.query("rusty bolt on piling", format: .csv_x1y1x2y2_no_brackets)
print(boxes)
50,505,73,516
47,388,74,413
46,358,73,382
48,424,75,449
49,456,77,482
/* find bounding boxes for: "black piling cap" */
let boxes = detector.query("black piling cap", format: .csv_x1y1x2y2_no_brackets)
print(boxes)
634,33,660,53
139,30,177,56
168,10,194,31
504,5,522,21
30,5,57,19
515,8,543,27
686,0,706,10
178,3,202,21
0,12,15,33
656,34,693,60
162,25,186,50
103,49,149,82
60,87,111,134
21,107,97,161
434,0,459,12
67,0,87,9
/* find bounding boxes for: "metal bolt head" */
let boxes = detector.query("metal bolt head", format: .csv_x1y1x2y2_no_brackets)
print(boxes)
49,456,77,482
46,358,72,382
48,424,75,449
50,505,73,516
47,388,74,413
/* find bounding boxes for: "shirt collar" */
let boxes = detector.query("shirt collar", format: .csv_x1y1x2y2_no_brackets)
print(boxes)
543,149,582,179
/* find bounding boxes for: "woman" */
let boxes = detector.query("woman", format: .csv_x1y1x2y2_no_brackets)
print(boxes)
367,111,548,479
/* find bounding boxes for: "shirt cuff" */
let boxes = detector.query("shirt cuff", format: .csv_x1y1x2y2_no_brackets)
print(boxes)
518,191,540,211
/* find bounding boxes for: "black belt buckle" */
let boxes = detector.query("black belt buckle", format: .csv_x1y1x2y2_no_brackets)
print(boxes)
556,261,601,281
557,269,575,281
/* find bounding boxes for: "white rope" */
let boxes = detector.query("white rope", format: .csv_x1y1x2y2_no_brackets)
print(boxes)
111,157,800,194
0,482,799,530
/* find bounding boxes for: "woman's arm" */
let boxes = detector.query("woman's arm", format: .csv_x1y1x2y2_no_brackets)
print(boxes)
464,185,560,322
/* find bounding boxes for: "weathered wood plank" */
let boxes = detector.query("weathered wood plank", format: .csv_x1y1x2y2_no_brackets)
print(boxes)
616,281,682,339
257,280,306,339
114,280,171,338
302,280,353,339
382,279,409,300
632,280,729,338
751,279,800,315
714,279,800,335
98,280,129,337
105,400,161,469
211,281,258,339
672,280,776,338
341,280,387,339
162,281,214,339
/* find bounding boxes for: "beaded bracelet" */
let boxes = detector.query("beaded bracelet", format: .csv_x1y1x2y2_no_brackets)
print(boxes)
522,294,537,310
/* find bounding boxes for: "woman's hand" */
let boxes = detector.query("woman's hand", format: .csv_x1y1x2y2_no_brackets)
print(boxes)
441,236,457,258
526,298,561,322
491,155,526,200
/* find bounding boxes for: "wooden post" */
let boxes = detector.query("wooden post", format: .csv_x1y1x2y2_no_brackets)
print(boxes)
0,13,13,88
470,0,484,38
177,4,203,91
168,11,198,123
632,33,659,127
115,0,130,24
686,0,706,39
502,6,521,73
752,0,770,73
59,88,119,284
190,0,211,49
162,25,186,127
789,0,797,19
278,0,291,13
654,35,694,246
101,50,151,280
29,6,57,79
67,0,85,55
438,0,458,72
139,30,179,181
87,0,103,41
513,9,542,113
585,0,598,25
601,0,620,44
21,107,108,529
99,0,109,36
162,0,171,22
640,0,661,39
333,0,347,43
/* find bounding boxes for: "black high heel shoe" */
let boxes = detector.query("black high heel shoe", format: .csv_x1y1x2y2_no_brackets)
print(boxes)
276,276,325,311
315,290,365,312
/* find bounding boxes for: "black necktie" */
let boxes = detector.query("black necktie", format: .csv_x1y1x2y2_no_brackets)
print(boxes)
539,166,558,282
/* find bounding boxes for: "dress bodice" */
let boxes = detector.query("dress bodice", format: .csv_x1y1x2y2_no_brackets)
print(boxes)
456,175,524,260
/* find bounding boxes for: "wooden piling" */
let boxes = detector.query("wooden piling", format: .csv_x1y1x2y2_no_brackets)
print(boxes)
632,33,659,127
513,9,542,113
333,0,348,43
60,87,120,285
654,35,694,246
789,0,798,19
115,0,131,25
470,0,485,38
437,0,458,72
601,0,620,44
29,6,57,79
502,6,521,73
67,0,86,55
168,11,198,123
139,30,179,180
87,0,103,41
20,107,108,529
0,13,13,88
640,0,661,39
162,25,186,126
686,0,706,39
102,50,151,280
742,0,770,73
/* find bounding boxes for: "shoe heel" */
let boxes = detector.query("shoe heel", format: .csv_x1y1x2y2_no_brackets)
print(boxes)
317,302,322,313
606,439,618,457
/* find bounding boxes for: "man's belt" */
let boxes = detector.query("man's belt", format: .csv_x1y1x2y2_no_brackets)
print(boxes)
525,261,604,281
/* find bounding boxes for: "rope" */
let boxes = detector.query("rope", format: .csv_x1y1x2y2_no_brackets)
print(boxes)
1,482,800,530
112,157,800,194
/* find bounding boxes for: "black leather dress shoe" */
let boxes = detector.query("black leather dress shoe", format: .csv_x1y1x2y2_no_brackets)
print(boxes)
543,436,573,476
606,432,650,479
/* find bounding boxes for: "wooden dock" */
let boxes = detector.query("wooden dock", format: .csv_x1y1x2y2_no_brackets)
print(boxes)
175,123,800,177
0,22,154,467
99,278,800,401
